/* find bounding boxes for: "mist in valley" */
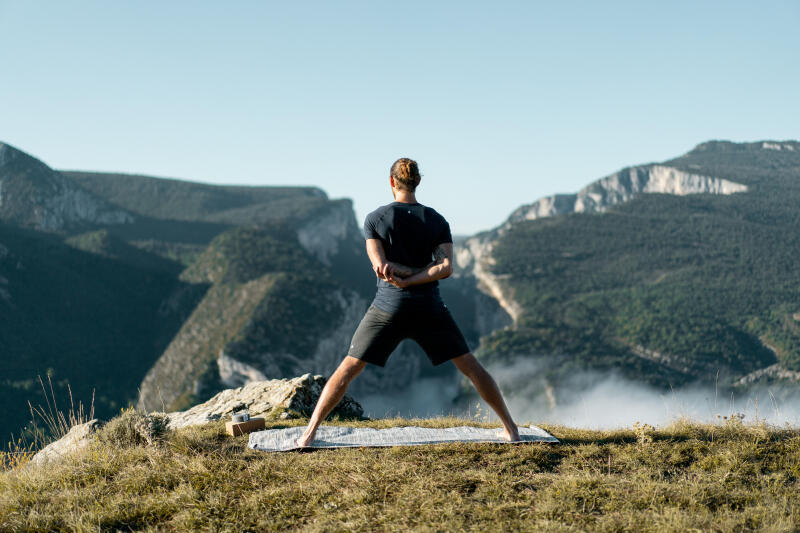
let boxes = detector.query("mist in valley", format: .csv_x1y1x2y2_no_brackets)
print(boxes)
358,358,800,429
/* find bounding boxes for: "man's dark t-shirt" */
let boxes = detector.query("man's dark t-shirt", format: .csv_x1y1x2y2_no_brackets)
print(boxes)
363,201,452,313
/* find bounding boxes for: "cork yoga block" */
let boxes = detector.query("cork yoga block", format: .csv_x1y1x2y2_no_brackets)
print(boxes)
225,417,266,436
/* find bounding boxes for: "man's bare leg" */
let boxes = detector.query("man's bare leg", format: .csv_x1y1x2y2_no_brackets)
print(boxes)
295,356,367,447
452,353,521,441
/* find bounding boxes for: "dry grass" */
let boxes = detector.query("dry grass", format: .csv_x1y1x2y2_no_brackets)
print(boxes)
1,416,799,532
2,375,94,470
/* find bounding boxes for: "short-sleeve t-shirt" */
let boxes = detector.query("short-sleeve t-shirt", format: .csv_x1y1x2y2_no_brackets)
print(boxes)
363,201,453,313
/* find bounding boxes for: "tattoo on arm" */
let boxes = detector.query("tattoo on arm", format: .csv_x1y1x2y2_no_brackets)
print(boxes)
389,263,425,278
390,264,415,277
434,243,453,264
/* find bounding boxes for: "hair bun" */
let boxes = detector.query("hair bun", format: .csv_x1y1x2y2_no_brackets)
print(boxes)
390,158,421,192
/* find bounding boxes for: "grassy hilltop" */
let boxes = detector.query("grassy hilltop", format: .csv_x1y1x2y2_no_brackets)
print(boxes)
1,415,799,532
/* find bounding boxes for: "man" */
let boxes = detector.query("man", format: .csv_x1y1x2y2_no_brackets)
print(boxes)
295,158,520,447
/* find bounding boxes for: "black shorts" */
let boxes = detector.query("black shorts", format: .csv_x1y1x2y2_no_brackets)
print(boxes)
347,302,470,367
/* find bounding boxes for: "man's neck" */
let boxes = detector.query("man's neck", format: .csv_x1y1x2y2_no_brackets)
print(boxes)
392,190,417,204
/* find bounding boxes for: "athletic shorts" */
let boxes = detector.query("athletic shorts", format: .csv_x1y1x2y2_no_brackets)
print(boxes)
346,301,470,367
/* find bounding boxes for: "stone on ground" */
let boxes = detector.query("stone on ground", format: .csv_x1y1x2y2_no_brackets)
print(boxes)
30,419,104,465
167,373,363,429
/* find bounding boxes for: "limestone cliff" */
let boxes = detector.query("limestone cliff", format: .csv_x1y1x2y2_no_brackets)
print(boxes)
296,199,361,266
505,165,747,226
166,374,363,429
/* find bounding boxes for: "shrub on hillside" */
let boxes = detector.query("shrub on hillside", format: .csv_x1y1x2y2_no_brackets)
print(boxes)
97,409,170,447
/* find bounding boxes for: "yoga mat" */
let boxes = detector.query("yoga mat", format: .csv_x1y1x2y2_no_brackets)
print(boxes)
248,425,559,452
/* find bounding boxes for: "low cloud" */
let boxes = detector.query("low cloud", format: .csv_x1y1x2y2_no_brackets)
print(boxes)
357,358,800,428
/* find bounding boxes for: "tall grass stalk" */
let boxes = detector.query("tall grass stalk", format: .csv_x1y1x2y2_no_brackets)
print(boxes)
1,375,94,470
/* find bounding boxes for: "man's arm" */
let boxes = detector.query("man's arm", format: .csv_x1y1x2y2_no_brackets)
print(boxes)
387,242,453,289
365,239,426,280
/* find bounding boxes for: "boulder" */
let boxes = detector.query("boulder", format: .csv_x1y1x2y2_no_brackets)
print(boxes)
26,375,363,464
29,419,103,465
167,373,363,429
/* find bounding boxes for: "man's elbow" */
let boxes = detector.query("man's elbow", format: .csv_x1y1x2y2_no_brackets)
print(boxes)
440,262,453,279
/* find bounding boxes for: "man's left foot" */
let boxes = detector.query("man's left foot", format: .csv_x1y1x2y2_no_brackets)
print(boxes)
496,427,521,442
295,430,316,448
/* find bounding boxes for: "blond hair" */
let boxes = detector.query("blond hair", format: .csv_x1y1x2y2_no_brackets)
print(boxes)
390,158,421,192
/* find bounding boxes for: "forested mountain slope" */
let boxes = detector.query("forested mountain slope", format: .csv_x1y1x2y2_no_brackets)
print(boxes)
456,141,800,400
0,221,197,439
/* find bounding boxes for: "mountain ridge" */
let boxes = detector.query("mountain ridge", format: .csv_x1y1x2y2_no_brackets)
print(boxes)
0,142,133,230
3,138,800,442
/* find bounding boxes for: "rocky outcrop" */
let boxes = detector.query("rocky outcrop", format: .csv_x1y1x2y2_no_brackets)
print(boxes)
0,142,133,231
297,200,360,266
761,141,797,151
505,165,747,226
166,373,363,429
734,364,800,386
455,238,522,324
623,342,720,376
25,375,362,464
29,419,104,465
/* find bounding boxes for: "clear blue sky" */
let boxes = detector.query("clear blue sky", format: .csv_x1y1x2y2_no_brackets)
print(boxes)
1,1,798,234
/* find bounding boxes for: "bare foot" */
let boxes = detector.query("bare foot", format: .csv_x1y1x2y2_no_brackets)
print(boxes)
496,427,521,442
295,430,316,448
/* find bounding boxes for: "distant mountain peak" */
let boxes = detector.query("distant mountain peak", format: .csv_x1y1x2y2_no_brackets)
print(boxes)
688,139,800,154
0,141,133,231
503,164,747,230
0,141,49,172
